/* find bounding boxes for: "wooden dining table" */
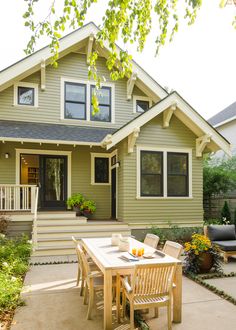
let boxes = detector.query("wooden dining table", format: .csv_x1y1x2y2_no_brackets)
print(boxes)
81,237,182,330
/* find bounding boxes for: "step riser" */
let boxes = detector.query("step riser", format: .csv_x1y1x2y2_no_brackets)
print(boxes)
37,213,77,220
33,249,76,257
37,230,131,239
37,224,128,230
37,219,87,225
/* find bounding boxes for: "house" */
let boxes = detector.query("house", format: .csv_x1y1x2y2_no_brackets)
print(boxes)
208,101,236,156
0,22,231,258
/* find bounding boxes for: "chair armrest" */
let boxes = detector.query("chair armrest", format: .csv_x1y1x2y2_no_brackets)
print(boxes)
88,270,103,279
121,276,132,294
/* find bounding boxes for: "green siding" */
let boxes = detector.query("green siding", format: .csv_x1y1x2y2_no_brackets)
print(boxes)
0,143,111,219
0,53,146,128
117,115,203,226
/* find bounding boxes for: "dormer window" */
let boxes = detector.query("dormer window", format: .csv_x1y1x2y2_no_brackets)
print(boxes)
90,86,112,122
14,82,38,107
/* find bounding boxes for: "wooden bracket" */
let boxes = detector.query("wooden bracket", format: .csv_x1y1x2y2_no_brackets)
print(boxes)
87,34,94,64
102,134,113,148
196,134,211,157
127,72,137,100
163,103,176,128
41,59,46,91
128,127,140,153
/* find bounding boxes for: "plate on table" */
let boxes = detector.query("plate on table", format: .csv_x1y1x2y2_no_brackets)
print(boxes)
143,253,155,259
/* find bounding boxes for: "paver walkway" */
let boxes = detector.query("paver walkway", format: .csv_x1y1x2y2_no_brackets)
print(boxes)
11,262,236,330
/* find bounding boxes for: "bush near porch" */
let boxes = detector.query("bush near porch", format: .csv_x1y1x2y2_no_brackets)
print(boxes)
0,233,31,328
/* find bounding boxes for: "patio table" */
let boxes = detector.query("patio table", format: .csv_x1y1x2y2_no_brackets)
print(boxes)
81,237,182,330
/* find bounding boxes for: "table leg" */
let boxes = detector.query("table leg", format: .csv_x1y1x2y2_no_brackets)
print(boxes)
104,269,113,330
116,273,121,323
173,264,182,323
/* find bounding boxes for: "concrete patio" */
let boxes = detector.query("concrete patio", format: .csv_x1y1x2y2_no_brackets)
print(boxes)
11,261,236,330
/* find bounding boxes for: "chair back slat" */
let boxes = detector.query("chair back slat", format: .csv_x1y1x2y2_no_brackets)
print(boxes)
79,245,91,279
132,263,176,297
144,234,160,249
163,240,183,259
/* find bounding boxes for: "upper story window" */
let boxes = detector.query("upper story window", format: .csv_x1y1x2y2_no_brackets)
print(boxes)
133,95,152,114
90,86,112,122
137,147,192,199
64,82,86,120
14,82,38,107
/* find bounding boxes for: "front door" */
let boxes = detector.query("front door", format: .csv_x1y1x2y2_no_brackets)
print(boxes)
111,167,117,219
39,155,67,209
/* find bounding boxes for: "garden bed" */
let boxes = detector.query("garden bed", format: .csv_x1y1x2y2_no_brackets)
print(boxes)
0,235,31,329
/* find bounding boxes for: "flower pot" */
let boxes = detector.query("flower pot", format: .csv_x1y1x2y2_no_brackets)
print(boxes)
73,206,83,216
198,252,214,273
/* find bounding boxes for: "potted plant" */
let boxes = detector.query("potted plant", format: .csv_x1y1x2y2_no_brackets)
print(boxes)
184,234,222,274
80,200,96,217
66,193,85,215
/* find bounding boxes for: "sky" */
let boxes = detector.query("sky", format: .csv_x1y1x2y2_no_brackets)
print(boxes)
0,1,235,119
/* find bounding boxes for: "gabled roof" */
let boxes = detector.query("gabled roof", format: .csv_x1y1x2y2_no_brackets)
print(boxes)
103,92,231,157
208,101,236,127
0,120,115,145
0,22,167,101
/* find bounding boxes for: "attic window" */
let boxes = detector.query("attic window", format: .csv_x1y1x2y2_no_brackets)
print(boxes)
136,100,150,113
133,96,152,113
14,82,39,107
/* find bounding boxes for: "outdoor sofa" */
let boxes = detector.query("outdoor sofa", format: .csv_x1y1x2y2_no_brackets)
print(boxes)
204,224,236,263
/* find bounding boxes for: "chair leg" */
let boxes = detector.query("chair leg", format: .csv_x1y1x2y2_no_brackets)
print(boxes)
167,300,172,330
122,290,126,319
80,278,84,296
155,307,159,318
83,283,88,305
130,303,134,330
87,281,94,320
116,274,121,323
76,267,81,286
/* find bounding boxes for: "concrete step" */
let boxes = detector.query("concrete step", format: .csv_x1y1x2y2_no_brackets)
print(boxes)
37,229,131,239
33,246,76,256
36,223,129,231
37,212,76,220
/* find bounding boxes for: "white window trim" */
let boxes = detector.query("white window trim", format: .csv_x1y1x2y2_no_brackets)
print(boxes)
136,145,193,199
60,77,115,124
14,82,39,108
15,148,72,199
133,95,152,114
91,152,111,185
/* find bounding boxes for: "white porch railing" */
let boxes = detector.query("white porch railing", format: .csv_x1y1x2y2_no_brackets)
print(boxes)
32,186,39,249
0,184,37,213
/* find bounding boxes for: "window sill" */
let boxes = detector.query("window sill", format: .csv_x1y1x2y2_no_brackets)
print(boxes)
60,118,116,127
136,196,193,200
91,182,111,186
13,104,39,110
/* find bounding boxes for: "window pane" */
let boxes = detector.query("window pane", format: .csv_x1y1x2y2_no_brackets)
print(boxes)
65,83,85,102
95,157,109,183
65,102,86,119
141,151,162,174
168,176,188,196
141,175,162,196
136,100,149,113
91,105,111,122
91,86,110,105
168,153,188,174
18,87,34,106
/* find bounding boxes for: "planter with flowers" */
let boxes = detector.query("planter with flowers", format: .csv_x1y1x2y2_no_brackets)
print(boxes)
184,234,222,274
66,193,96,220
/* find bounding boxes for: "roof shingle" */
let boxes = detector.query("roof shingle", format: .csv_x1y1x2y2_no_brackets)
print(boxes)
208,101,236,126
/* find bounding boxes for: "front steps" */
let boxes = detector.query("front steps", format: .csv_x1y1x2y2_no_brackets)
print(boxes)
31,212,131,260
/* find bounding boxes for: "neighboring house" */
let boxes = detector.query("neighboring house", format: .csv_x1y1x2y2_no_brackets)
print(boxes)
0,23,231,257
208,101,236,157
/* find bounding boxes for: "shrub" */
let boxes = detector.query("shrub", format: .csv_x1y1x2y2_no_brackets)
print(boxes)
203,218,222,225
66,193,85,209
221,201,231,224
0,213,9,234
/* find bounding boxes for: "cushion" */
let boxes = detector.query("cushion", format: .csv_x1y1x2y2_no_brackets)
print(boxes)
213,240,236,252
207,225,236,241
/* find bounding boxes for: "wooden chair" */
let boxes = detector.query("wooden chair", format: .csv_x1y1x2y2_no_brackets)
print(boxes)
120,263,177,330
79,246,116,320
163,240,183,259
72,236,98,296
144,233,160,249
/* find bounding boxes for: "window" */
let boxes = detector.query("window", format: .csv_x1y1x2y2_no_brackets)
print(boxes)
136,100,150,113
167,153,188,197
94,157,109,183
90,86,111,122
18,87,34,106
137,147,191,198
140,151,163,196
64,82,86,120
14,82,38,107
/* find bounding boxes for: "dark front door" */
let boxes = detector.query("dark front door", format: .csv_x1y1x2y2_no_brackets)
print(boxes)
111,167,117,219
39,155,67,209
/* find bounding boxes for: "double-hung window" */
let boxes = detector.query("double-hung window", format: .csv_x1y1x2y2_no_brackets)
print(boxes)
167,153,188,197
90,86,111,122
138,148,190,198
140,151,163,197
64,82,86,120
